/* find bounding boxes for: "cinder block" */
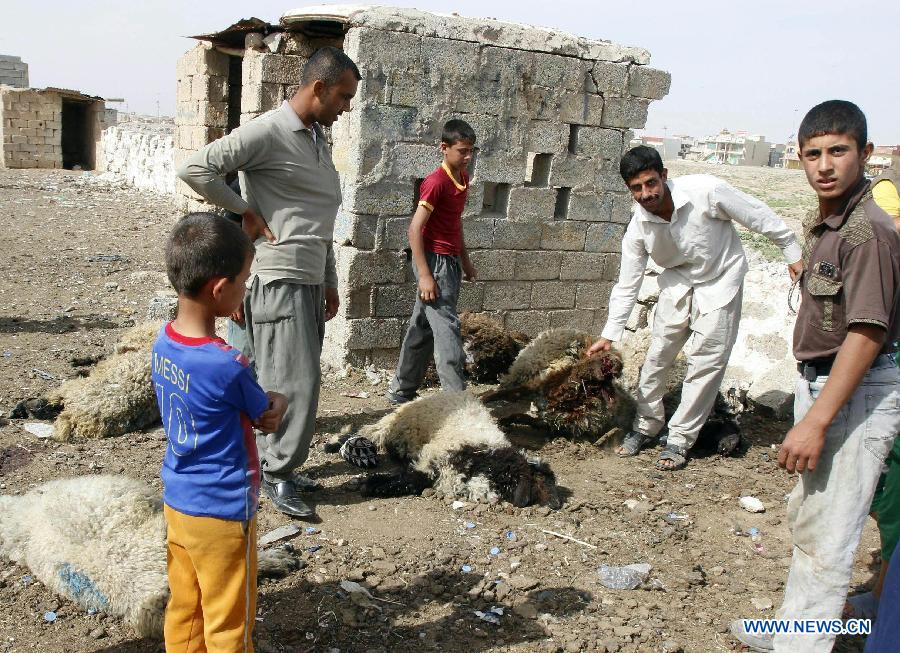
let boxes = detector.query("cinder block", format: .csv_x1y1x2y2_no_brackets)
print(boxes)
378,216,413,250
541,222,587,251
343,179,418,216
628,66,671,100
462,181,485,218
240,83,283,114
560,92,604,126
575,282,614,310
458,282,485,312
560,252,619,281
374,283,416,317
473,151,527,185
568,190,633,223
346,317,405,349
339,285,374,319
514,251,562,280
585,222,627,253
504,310,551,337
575,127,624,159
548,309,595,330
344,27,423,71
191,75,228,102
385,142,441,179
468,250,516,281
484,282,533,310
531,281,576,309
243,52,306,85
527,120,569,154
532,52,589,91
600,97,650,129
337,247,408,285
334,211,378,249
463,217,495,249
508,187,556,223
548,154,601,188
492,220,542,250
587,62,630,95
176,76,192,102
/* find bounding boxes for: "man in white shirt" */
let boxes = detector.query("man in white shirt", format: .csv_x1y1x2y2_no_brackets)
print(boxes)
588,146,804,470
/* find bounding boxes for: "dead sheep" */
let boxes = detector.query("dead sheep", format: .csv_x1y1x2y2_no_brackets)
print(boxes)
484,328,634,439
423,312,530,386
341,392,561,508
44,322,161,440
0,475,298,638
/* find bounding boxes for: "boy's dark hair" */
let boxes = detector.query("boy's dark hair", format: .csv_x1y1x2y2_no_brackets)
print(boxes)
165,213,254,297
619,145,664,182
442,119,477,146
300,46,361,87
798,100,868,150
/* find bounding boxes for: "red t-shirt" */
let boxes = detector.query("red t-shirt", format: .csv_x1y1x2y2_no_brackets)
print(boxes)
418,162,468,256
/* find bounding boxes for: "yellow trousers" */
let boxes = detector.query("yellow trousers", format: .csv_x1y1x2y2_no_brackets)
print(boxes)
163,505,257,653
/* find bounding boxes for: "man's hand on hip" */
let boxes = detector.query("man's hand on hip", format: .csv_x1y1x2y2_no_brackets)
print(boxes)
325,286,340,321
242,208,275,243
230,304,245,327
588,337,613,356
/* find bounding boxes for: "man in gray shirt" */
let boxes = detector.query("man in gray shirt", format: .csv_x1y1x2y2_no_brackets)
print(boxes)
177,47,360,518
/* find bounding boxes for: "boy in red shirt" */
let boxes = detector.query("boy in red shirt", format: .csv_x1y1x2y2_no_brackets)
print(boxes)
387,119,478,403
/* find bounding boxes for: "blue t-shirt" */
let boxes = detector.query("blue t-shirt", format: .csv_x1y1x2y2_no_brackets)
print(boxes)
152,323,269,521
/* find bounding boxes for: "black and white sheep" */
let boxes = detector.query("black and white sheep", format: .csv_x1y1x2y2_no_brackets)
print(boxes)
337,392,561,508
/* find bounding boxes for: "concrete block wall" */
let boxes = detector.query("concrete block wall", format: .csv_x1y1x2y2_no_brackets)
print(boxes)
324,19,669,367
174,44,230,211
99,115,175,194
0,55,29,88
174,8,670,368
0,88,63,168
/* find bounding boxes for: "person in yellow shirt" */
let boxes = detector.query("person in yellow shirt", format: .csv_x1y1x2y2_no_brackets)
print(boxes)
845,165,900,622
872,168,900,227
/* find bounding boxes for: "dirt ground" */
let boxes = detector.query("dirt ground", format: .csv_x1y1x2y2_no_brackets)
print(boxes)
0,168,878,653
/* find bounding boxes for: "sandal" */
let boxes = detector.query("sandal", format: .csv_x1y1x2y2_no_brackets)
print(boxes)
617,430,652,457
656,444,688,471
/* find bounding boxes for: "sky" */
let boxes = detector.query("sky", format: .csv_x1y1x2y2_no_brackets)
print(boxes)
3,0,898,144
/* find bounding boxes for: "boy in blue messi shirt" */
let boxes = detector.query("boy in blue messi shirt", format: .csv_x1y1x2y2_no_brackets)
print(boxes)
152,212,287,652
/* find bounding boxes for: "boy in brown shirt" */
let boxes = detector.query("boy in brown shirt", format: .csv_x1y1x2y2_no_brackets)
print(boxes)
732,100,900,652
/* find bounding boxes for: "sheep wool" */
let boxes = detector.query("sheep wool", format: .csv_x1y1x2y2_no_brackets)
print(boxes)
46,322,161,440
0,475,168,637
360,392,560,507
0,475,299,638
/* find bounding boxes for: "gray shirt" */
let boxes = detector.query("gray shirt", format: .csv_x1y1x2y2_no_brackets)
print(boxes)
176,101,341,287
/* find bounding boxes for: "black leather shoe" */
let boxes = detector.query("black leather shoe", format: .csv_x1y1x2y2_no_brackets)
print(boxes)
261,478,315,519
292,474,322,492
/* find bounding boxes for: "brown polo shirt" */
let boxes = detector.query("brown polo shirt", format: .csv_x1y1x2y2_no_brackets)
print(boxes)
793,179,900,361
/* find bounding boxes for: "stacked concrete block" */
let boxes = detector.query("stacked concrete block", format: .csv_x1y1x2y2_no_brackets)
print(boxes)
0,55,29,88
175,7,669,368
314,9,668,368
174,44,230,210
0,88,62,168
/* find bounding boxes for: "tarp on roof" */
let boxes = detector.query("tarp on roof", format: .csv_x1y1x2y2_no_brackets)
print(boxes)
190,17,279,48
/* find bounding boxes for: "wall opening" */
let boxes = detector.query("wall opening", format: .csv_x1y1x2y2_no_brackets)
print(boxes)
524,152,552,187
482,182,510,215
226,55,242,134
412,178,424,212
568,124,581,153
554,187,572,219
61,99,92,170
